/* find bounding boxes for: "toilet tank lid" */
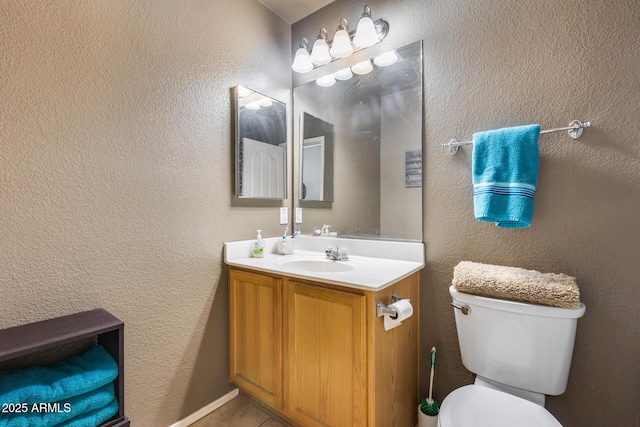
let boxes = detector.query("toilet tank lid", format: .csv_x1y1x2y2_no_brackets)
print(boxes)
439,385,562,427
450,285,586,319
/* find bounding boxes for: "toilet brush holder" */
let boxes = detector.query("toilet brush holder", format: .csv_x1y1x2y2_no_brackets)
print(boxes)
417,405,438,427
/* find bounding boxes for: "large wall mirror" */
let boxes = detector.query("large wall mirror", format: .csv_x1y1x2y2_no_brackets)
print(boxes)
234,85,287,199
293,41,423,240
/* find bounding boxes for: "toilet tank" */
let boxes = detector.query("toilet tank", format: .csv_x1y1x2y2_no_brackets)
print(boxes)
450,285,586,395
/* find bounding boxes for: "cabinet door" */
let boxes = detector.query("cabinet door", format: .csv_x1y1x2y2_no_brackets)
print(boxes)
229,268,282,408
284,280,367,427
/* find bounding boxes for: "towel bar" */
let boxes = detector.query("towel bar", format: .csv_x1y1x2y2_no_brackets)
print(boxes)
443,119,591,154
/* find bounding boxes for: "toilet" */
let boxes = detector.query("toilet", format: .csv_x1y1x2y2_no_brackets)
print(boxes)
438,285,586,427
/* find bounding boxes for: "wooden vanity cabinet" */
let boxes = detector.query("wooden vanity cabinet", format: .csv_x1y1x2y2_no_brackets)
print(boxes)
229,269,283,409
228,266,420,427
284,279,368,427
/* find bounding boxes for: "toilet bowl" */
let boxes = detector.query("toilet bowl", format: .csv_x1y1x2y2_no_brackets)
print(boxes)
437,385,561,427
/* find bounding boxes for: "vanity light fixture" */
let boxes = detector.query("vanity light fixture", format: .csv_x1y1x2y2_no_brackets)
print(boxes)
258,97,273,107
373,50,398,67
292,5,389,73
316,74,337,87
310,28,332,65
352,5,378,48
351,59,373,75
333,67,353,81
237,86,253,98
240,91,274,110
329,18,354,58
291,38,313,73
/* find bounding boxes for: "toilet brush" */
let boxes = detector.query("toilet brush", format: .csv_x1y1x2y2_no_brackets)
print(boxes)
421,347,439,416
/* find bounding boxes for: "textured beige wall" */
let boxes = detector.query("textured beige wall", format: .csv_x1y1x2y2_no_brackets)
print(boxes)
295,0,640,425
0,0,290,425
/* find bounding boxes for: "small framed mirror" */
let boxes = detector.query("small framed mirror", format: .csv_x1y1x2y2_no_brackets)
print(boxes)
233,85,287,199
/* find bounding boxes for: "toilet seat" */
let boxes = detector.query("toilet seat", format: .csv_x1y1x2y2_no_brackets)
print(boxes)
438,385,562,427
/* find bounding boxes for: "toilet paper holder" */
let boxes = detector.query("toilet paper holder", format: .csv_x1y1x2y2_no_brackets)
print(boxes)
376,292,404,319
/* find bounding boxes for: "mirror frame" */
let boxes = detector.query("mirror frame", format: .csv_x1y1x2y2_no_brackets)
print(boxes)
233,85,288,200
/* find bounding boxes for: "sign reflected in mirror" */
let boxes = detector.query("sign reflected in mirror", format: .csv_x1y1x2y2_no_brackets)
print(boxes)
234,85,287,199
294,41,423,240
301,113,334,202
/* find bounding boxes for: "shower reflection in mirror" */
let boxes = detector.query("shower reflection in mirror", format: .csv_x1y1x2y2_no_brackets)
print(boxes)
234,85,287,199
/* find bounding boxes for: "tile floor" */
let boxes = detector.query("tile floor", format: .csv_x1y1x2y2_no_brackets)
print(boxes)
189,395,291,427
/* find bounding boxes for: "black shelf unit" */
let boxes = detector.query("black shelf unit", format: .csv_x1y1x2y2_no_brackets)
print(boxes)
0,308,130,427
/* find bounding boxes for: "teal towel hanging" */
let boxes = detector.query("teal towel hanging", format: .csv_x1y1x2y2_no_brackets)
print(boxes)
472,124,541,228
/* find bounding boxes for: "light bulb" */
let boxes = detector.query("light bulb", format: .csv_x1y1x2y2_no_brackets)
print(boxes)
292,38,313,73
310,38,331,65
353,6,379,48
316,75,336,87
334,67,353,81
245,101,261,110
310,29,332,66
330,19,353,58
374,50,398,67
351,59,373,75
258,97,273,107
292,47,313,73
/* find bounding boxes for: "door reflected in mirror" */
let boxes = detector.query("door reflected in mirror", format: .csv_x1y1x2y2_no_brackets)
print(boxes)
301,113,334,202
234,85,287,199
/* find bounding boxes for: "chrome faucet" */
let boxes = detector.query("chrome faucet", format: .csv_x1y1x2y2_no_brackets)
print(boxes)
325,246,349,261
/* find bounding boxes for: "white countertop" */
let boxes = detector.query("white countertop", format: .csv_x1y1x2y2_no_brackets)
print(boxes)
224,235,424,291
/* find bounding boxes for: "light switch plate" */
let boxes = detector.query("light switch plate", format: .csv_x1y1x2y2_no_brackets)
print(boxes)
279,207,288,225
295,207,302,224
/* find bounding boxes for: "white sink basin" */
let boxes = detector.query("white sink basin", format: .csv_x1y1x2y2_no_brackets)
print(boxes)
278,258,355,273
225,237,425,291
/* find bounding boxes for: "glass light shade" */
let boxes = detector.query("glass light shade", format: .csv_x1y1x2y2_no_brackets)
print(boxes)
351,59,373,75
353,16,378,48
258,97,273,107
310,38,332,65
374,50,398,67
316,75,336,87
292,47,313,73
245,101,261,110
334,67,353,81
330,29,353,58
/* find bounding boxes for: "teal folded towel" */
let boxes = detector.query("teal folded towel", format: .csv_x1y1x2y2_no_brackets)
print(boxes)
56,396,118,427
472,124,541,228
0,345,118,406
0,383,116,427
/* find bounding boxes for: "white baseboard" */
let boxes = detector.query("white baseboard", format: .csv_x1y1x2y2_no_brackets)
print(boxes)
168,388,239,427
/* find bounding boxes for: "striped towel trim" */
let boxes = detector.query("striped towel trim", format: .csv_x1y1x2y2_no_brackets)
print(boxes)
473,182,536,199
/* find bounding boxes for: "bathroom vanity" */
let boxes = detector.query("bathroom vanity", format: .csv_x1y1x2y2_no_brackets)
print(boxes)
225,236,423,427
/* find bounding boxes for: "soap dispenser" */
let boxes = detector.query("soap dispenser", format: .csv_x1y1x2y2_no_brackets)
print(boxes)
253,230,265,258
